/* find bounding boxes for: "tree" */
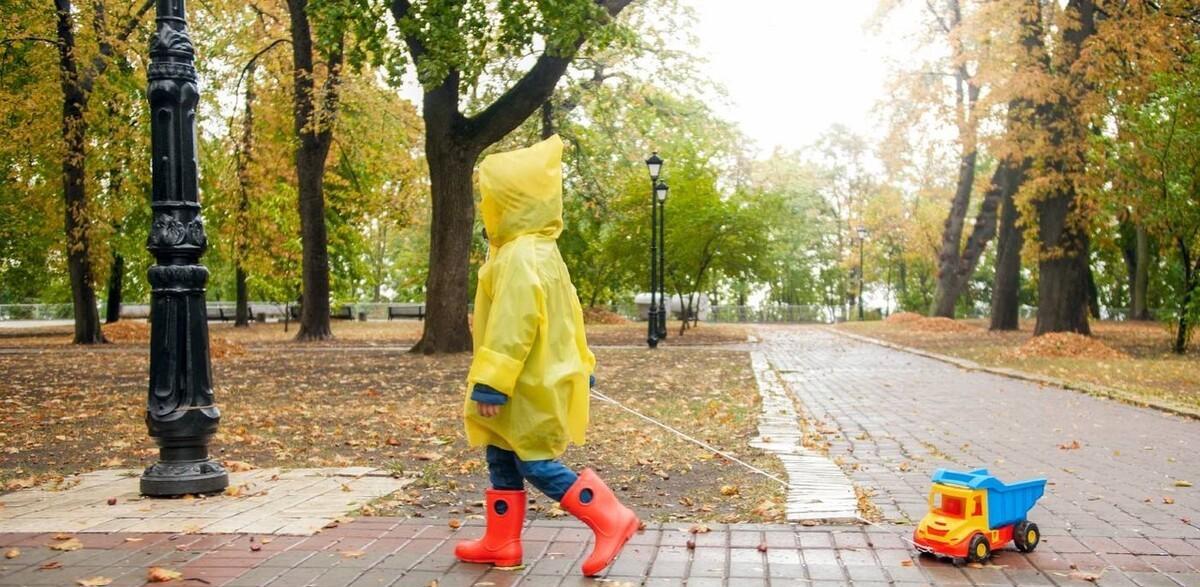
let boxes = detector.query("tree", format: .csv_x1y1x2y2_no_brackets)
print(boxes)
287,0,345,341
990,0,1045,331
1024,0,1097,336
387,0,634,353
47,0,153,342
919,0,987,318
1110,56,1200,352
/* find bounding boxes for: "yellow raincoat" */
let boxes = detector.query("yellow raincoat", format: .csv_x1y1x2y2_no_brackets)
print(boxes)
464,135,596,462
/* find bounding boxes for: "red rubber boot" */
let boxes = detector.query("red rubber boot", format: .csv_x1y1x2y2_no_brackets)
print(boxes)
560,469,640,577
454,489,525,567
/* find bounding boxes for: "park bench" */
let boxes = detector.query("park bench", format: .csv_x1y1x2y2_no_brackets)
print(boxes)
205,307,240,322
285,305,354,320
388,304,425,321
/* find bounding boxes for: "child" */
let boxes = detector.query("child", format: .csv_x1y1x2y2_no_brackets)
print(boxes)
455,135,639,577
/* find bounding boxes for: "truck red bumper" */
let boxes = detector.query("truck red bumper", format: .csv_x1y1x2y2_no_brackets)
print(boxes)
913,531,971,558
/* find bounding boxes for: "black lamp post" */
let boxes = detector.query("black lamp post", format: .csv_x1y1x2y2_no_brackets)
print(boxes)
857,226,868,321
140,0,228,496
655,181,668,340
645,153,663,348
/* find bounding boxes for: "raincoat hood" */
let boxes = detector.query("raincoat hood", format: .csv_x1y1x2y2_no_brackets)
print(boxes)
479,134,564,246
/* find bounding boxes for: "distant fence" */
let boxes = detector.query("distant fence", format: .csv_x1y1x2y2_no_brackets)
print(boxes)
0,301,429,322
708,305,837,324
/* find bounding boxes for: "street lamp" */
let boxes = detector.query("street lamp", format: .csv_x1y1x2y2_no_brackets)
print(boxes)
645,153,663,348
856,226,869,321
141,0,228,496
655,181,669,340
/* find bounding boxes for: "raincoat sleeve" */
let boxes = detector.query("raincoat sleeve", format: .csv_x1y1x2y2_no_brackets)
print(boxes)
467,247,545,398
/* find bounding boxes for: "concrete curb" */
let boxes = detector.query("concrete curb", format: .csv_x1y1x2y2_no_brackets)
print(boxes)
826,326,1200,421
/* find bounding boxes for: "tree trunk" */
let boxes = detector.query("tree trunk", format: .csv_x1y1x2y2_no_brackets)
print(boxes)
234,61,257,328
1173,238,1194,354
411,132,478,354
540,100,555,140
1034,197,1092,335
235,266,250,326
990,166,1024,330
295,142,334,339
104,253,123,324
55,0,103,344
930,148,978,318
1133,224,1150,320
288,0,341,341
1086,262,1101,319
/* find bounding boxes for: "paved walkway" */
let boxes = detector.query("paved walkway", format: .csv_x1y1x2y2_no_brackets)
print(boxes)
1,326,1198,586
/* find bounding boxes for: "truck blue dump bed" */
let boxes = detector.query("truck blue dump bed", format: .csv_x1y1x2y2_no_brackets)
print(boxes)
932,469,1047,529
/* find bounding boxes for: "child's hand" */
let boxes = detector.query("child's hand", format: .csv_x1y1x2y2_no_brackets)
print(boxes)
478,403,501,418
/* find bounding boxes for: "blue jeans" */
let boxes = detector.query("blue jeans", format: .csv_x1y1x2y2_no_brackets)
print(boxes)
486,445,578,502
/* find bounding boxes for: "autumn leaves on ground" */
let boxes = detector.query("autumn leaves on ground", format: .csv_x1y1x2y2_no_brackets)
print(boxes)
0,320,789,524
839,315,1200,414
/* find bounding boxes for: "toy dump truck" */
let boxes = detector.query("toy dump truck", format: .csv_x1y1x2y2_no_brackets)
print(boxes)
914,468,1046,563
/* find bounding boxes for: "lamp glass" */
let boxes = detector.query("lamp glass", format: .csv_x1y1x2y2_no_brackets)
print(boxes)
656,182,668,202
857,227,869,239
646,153,663,181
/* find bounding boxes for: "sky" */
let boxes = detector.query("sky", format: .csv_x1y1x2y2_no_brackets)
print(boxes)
684,0,902,156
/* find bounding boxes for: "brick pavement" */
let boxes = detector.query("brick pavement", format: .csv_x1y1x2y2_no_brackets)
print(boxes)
3,518,1200,586
1,325,1198,586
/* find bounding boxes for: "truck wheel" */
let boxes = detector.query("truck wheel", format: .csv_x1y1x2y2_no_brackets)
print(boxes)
967,534,991,563
1014,521,1040,553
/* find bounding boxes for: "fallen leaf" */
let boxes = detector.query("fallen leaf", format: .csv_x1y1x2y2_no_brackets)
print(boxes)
413,452,441,461
900,559,914,567
222,460,255,472
3,548,18,559
50,538,83,551
250,544,261,552
448,518,462,529
123,538,143,543
340,550,365,559
146,567,183,582
39,561,62,570
53,533,73,540
1058,440,1082,450
1163,496,1175,505
76,577,113,586
719,485,739,496
967,562,983,569
1175,480,1193,488
688,523,710,534
1065,570,1101,582
106,497,117,506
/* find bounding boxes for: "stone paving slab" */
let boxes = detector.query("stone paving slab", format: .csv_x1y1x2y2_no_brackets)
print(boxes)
2,519,1198,586
0,468,410,536
748,351,858,522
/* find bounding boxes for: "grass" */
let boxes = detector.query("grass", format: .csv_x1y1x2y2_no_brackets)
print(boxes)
0,320,778,523
838,318,1200,414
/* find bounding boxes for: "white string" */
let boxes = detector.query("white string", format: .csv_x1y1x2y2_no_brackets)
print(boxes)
589,388,791,488
590,387,922,548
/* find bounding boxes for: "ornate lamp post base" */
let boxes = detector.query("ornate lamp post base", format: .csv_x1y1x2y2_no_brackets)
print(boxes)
141,459,228,496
